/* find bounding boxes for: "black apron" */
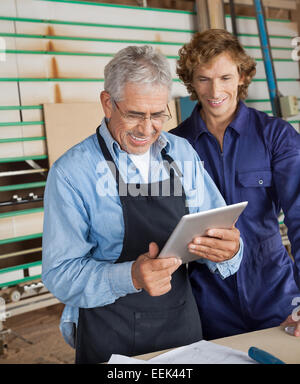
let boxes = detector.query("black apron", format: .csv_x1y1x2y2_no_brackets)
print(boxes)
75,127,202,363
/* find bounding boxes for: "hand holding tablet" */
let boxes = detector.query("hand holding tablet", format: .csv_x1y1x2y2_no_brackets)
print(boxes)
158,202,248,264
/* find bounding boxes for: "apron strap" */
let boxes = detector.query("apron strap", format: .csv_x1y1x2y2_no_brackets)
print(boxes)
96,125,183,187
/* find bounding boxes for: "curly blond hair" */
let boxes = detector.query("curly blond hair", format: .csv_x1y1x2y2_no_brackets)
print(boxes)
177,29,256,101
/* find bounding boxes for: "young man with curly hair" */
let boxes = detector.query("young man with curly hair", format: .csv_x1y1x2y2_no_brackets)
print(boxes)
171,29,300,339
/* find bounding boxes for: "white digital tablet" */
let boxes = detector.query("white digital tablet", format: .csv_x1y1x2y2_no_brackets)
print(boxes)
158,201,248,264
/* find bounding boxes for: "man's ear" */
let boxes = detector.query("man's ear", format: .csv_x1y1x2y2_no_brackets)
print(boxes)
100,91,113,119
238,72,245,86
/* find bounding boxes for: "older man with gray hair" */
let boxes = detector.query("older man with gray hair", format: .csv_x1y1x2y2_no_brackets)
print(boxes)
42,46,242,364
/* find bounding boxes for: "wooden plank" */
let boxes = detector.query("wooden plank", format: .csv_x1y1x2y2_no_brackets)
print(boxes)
9,37,182,57
238,35,294,48
0,270,24,285
43,102,104,166
20,109,44,122
195,0,209,31
247,80,300,99
226,16,298,36
244,46,292,60
17,81,188,105
0,110,20,123
0,140,46,158
15,0,196,31
14,21,194,43
0,217,14,240
164,99,178,132
44,99,178,167
9,53,178,79
224,0,297,10
255,60,300,78
0,20,16,34
4,293,60,318
0,83,20,105
0,211,44,241
207,0,226,29
0,124,44,139
19,82,55,105
0,0,17,17
15,54,48,78
13,211,44,239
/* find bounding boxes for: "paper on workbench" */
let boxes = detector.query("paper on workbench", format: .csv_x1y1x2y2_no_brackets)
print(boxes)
108,340,256,364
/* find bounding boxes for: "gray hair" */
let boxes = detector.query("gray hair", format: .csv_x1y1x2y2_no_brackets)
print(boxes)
104,45,172,101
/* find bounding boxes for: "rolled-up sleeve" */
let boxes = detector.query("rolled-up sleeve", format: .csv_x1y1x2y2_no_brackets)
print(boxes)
203,238,243,278
42,163,138,309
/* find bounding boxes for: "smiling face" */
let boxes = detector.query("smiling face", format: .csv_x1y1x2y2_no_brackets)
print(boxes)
100,83,169,155
191,52,244,123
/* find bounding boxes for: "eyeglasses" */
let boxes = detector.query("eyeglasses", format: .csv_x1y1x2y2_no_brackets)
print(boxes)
112,99,172,127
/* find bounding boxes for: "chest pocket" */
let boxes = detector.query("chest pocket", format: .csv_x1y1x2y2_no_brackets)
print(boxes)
237,170,273,217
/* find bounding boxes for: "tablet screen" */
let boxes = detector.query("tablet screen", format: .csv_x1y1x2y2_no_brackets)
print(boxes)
158,201,248,264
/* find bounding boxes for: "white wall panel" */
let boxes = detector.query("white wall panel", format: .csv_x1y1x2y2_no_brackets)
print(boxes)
15,22,193,45
13,211,44,238
0,37,16,50
0,83,20,105
0,54,18,77
41,81,102,103
238,35,294,49
14,38,49,50
255,61,300,79
0,141,25,157
23,55,178,79
0,270,24,285
21,109,43,121
0,110,20,123
14,21,49,35
0,0,17,17
15,0,196,31
0,140,46,158
0,20,16,33
0,211,43,241
23,140,46,156
0,124,44,139
0,126,23,139
19,82,55,104
171,82,189,98
16,54,49,77
28,264,42,276
226,17,298,37
245,47,292,60
15,0,50,20
9,37,182,57
248,81,300,99
245,101,272,111
278,82,300,97
45,55,108,78
10,54,95,79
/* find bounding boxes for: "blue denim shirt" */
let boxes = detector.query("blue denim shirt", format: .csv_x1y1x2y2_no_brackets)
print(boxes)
42,119,243,348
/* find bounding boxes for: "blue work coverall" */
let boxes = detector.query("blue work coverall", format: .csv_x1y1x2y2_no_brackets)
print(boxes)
171,101,300,339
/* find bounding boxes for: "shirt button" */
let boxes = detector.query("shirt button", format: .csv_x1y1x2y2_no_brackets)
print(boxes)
259,179,264,185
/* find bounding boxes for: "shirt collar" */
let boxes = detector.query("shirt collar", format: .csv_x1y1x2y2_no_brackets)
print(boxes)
188,100,249,144
227,101,250,135
98,118,170,158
